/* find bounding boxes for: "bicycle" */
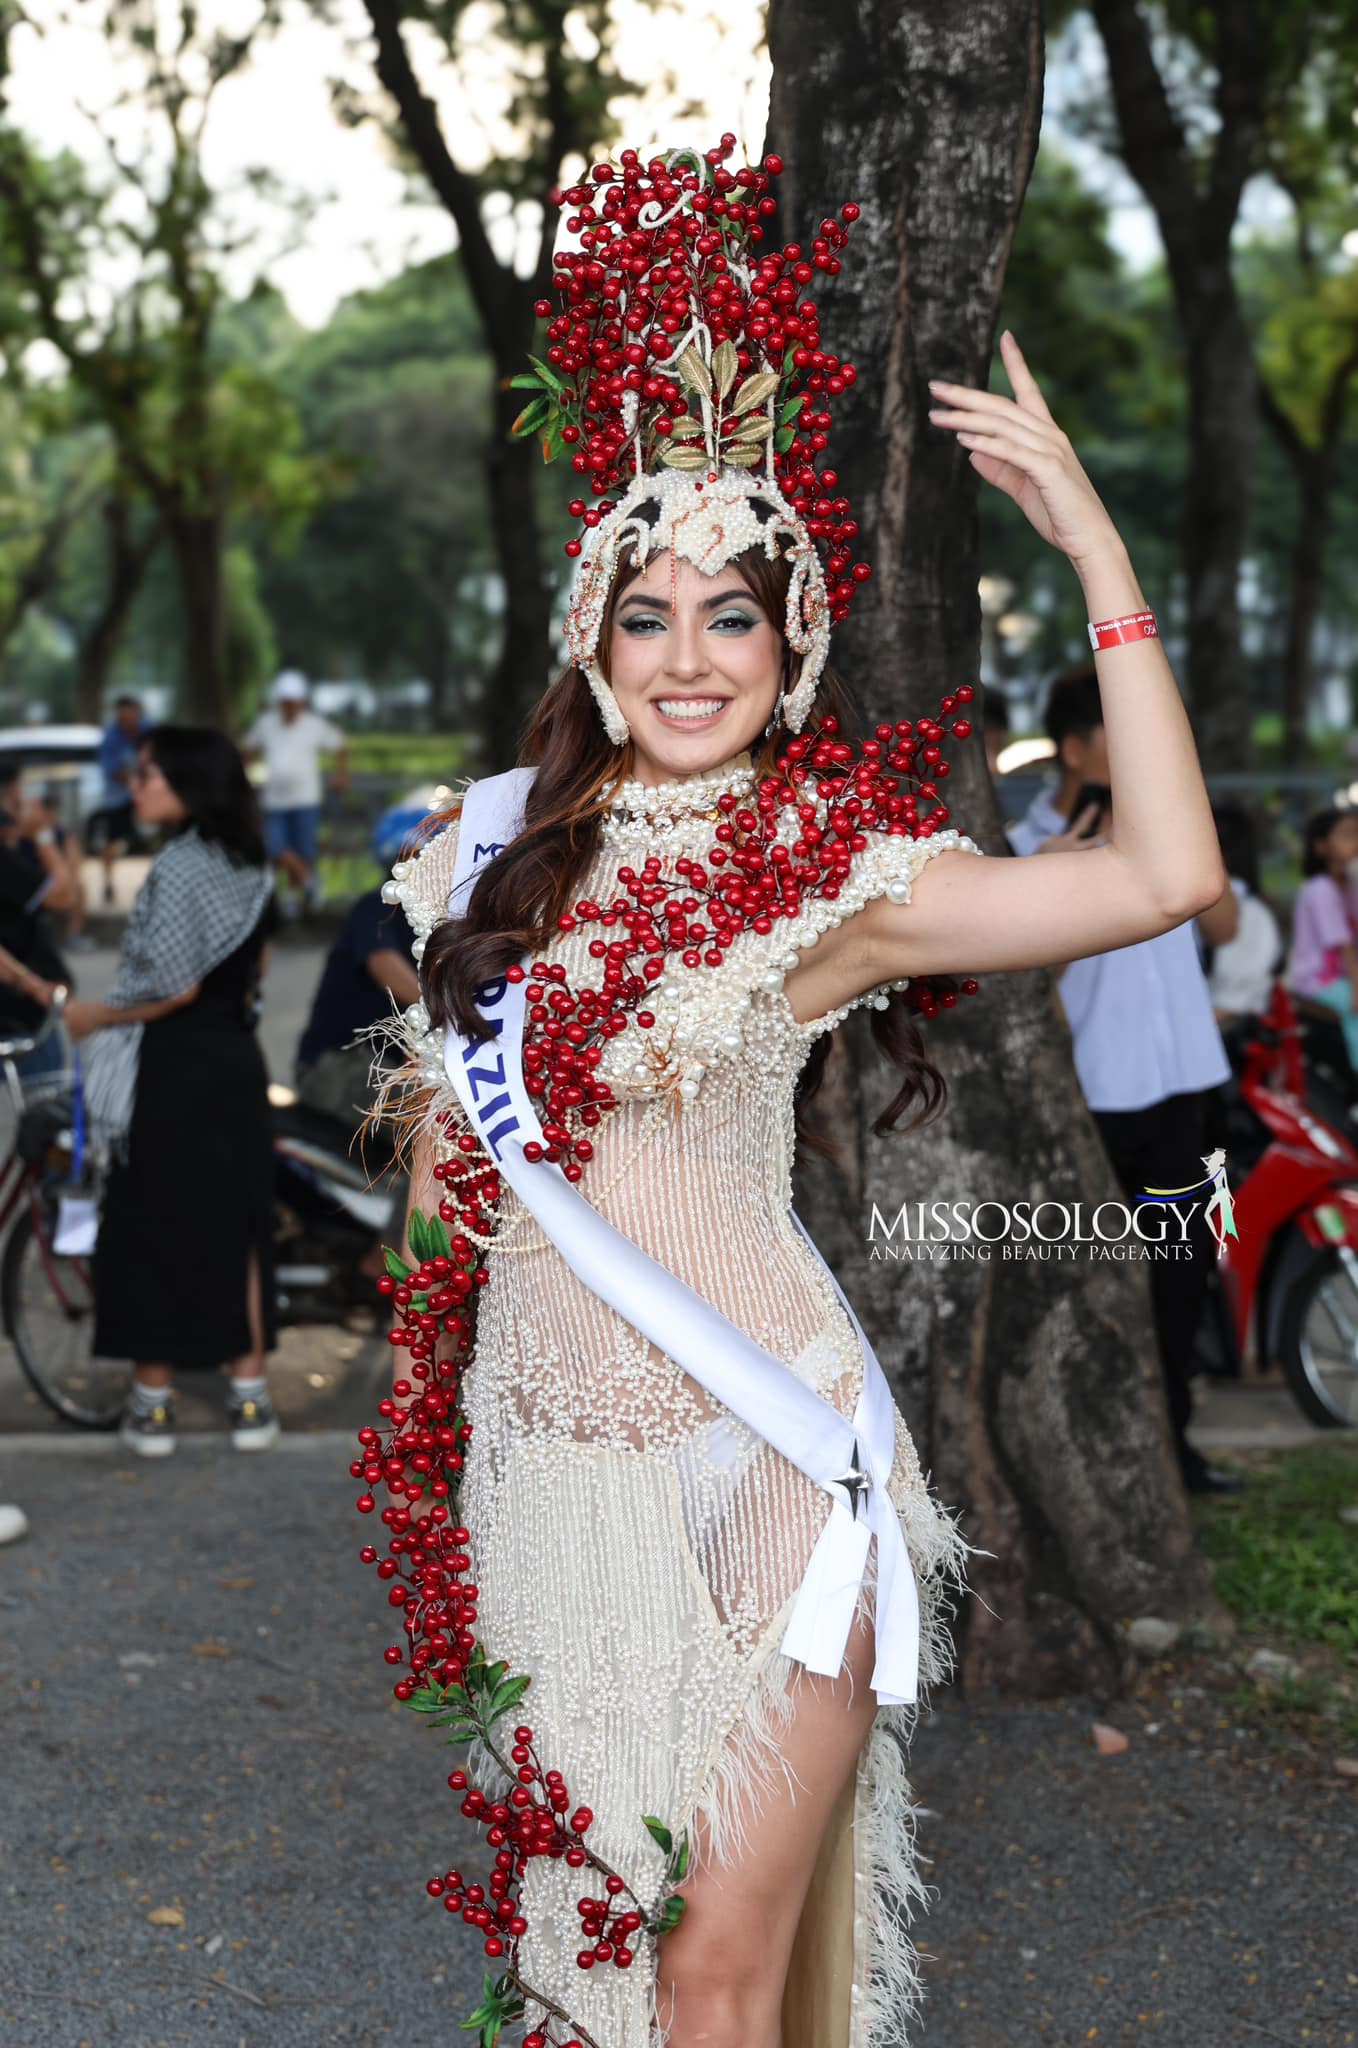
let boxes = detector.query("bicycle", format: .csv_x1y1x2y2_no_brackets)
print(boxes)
0,994,127,1428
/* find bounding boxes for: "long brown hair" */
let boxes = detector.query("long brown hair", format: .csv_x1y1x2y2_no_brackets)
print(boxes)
422,546,948,1161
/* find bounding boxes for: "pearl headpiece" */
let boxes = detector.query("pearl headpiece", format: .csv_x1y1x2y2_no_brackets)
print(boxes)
512,138,869,750
564,470,830,746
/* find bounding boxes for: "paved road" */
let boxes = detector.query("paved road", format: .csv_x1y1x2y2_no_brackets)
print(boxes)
2,1439,1354,2048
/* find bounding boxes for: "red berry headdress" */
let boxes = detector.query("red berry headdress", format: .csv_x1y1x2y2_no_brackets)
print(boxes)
512,136,867,745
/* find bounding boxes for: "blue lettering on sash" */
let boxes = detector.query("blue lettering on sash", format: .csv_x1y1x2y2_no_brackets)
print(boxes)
473,841,506,862
454,969,526,1160
483,1113,521,1161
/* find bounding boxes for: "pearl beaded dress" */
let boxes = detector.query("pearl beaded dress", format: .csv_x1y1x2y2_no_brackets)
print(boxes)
386,753,982,2048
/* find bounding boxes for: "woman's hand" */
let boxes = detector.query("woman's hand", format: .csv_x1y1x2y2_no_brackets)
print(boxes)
62,1000,103,1042
1036,803,1108,855
0,945,29,990
928,331,1123,568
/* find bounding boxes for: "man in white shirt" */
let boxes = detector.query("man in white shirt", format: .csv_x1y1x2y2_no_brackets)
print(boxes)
242,672,348,911
1011,667,1242,1494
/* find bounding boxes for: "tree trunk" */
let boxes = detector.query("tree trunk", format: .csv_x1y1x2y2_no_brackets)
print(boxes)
483,351,555,768
1089,0,1266,776
1260,347,1358,769
361,0,561,771
1279,468,1328,766
75,493,160,723
165,511,230,728
767,0,1216,1698
1182,291,1258,774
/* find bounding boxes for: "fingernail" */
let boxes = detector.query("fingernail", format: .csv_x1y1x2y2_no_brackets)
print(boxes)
927,378,945,391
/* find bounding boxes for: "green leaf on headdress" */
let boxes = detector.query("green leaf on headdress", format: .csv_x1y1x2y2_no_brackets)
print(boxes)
660,445,708,469
779,393,807,425
525,352,567,395
731,415,774,441
711,340,738,399
677,347,712,399
508,370,549,391
775,425,796,453
729,370,779,416
511,397,552,438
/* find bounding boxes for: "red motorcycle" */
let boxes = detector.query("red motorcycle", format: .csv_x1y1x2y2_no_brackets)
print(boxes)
1204,981,1358,1427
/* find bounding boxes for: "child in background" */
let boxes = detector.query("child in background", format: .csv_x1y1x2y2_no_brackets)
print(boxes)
1286,806,1358,1072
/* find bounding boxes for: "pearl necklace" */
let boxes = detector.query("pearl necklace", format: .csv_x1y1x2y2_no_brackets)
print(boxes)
598,751,755,838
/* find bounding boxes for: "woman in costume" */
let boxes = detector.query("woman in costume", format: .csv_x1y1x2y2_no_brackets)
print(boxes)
355,141,1226,2048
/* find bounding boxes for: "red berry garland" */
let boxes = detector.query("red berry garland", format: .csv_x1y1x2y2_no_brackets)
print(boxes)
354,708,980,2043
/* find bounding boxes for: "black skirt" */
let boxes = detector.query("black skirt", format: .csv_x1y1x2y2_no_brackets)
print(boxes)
92,913,278,1370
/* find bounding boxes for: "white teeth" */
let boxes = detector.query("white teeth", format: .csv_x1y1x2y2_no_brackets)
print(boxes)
656,699,727,720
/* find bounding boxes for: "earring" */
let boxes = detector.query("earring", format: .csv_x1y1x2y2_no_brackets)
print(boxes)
761,690,787,742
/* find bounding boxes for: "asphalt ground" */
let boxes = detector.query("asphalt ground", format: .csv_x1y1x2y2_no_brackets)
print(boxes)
2,1442,1355,2048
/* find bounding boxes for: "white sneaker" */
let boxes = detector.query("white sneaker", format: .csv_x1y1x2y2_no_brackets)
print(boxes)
228,1386,281,1451
0,1503,30,1545
120,1395,178,1457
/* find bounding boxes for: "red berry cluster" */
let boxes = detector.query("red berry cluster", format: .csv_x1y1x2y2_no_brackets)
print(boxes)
355,1250,643,2043
533,134,868,620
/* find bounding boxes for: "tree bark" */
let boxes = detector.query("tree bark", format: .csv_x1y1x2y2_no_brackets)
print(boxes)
363,0,560,766
165,511,229,728
74,491,160,723
767,0,1216,1697
1089,0,1266,774
1259,343,1358,767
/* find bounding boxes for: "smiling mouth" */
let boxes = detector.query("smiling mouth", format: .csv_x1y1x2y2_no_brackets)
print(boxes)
653,698,730,722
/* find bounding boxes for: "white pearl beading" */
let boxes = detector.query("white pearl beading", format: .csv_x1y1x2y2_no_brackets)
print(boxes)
598,751,755,839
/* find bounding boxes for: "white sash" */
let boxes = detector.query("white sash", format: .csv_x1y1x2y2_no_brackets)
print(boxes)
439,770,922,1706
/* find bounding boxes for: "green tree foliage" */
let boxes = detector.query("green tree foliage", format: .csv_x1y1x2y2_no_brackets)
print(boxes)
249,257,497,717
0,0,322,726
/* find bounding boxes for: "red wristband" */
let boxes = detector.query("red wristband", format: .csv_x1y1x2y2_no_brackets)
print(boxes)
1088,609,1158,651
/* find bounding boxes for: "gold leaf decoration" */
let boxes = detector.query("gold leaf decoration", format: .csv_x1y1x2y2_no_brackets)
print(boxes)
730,416,774,442
729,371,780,416
677,348,712,399
722,446,765,468
711,340,738,399
668,416,705,439
660,445,710,469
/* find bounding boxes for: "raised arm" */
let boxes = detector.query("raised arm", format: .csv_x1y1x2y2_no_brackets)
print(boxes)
860,331,1226,987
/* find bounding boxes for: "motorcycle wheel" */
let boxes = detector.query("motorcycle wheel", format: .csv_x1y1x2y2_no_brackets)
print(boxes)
1279,1245,1358,1429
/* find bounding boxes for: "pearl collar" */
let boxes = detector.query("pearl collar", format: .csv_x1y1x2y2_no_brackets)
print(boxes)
598,750,756,837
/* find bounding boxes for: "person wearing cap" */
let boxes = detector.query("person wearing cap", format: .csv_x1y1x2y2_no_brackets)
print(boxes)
242,672,348,912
